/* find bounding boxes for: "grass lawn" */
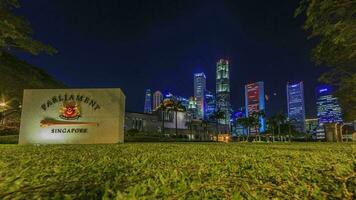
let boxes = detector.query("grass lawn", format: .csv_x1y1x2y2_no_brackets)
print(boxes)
0,143,355,199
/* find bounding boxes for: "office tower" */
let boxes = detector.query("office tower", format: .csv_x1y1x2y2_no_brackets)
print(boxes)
245,81,266,133
205,90,216,120
216,59,231,124
286,82,306,132
152,90,163,111
144,89,152,113
187,97,198,119
316,85,343,124
194,73,206,119
176,96,189,110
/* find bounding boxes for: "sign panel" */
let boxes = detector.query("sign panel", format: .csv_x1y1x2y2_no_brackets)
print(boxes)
19,88,125,144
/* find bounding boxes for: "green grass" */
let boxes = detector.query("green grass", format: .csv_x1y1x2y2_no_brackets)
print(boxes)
0,143,355,199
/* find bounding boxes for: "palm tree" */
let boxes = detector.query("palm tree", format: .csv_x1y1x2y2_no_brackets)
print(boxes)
209,109,225,141
236,117,252,141
156,100,170,136
168,100,185,135
251,111,265,141
274,113,286,141
201,119,209,141
267,116,278,142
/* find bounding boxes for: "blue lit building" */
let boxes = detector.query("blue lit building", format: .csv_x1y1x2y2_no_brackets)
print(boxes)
144,89,152,113
286,82,306,132
231,109,247,136
204,90,216,120
194,73,206,119
216,59,231,124
176,96,189,110
316,85,343,124
245,81,266,133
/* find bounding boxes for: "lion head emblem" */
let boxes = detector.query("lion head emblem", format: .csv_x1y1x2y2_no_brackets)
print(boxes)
59,101,80,120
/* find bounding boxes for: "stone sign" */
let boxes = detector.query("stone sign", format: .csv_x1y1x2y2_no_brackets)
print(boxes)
19,88,125,144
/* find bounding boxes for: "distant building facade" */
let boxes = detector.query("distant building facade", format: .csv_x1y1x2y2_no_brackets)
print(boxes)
125,111,222,136
316,85,343,124
144,89,152,113
305,118,318,135
187,97,198,120
231,109,246,136
245,81,266,133
315,85,343,139
216,59,231,124
194,73,206,119
205,90,216,120
286,82,306,132
152,90,163,111
176,96,189,110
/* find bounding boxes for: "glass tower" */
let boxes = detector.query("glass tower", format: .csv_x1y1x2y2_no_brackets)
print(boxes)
205,90,216,120
245,81,266,133
194,73,206,119
316,85,343,124
216,59,231,124
144,89,152,113
286,82,306,132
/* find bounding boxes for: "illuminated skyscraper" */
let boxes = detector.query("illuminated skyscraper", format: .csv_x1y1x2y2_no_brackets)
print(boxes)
194,73,206,119
216,59,231,124
187,97,198,119
152,90,163,111
245,81,266,133
144,89,152,113
316,85,342,124
286,82,306,132
205,90,216,120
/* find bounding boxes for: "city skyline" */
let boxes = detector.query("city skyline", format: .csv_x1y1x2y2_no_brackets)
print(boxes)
16,1,325,117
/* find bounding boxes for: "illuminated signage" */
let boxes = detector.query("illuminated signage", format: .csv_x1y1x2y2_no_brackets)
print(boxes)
319,88,328,93
19,88,125,144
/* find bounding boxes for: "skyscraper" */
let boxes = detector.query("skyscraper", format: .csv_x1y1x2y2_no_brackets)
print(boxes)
144,89,152,113
245,81,266,133
216,59,231,124
194,73,206,119
316,85,343,124
205,90,216,120
152,90,163,111
187,97,198,119
286,82,306,132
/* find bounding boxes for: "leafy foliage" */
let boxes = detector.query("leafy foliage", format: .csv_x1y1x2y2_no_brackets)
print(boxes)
0,143,354,199
0,0,56,55
0,52,65,99
295,0,356,121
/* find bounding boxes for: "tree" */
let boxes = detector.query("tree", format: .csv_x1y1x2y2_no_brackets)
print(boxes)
295,0,356,121
168,100,185,135
201,119,209,141
0,0,56,56
0,0,62,100
267,116,278,142
157,100,169,136
251,111,265,141
236,117,252,141
273,113,286,141
209,109,225,141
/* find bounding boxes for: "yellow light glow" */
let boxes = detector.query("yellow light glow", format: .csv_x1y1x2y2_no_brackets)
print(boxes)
0,102,6,107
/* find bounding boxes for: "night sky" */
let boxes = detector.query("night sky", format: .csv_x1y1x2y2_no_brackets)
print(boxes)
16,0,325,117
